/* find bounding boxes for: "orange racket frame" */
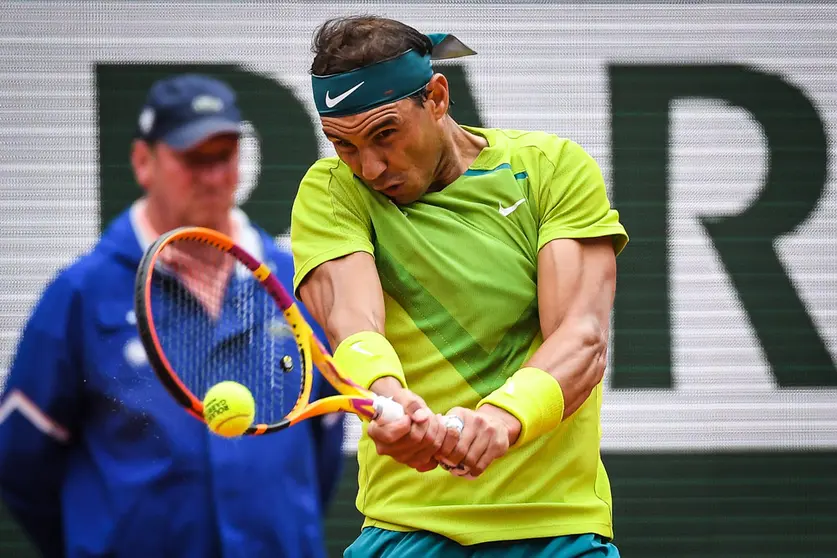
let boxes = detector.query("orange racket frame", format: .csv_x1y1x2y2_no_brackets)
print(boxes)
133,226,403,435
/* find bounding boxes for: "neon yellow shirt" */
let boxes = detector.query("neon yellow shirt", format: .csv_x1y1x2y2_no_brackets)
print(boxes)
291,126,629,545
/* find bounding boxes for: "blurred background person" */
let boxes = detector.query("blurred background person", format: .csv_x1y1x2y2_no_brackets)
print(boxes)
0,74,344,558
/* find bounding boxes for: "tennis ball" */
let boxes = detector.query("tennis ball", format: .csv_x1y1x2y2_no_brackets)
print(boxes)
202,381,255,438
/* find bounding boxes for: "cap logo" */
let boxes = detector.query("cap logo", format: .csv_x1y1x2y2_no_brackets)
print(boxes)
192,95,224,113
138,107,155,135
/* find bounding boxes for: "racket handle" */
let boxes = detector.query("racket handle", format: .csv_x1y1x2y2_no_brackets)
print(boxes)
372,395,405,423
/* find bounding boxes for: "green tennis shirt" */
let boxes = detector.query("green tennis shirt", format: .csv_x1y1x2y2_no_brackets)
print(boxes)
291,126,629,545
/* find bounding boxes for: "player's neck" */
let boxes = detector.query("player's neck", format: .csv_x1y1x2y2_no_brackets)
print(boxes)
430,119,488,191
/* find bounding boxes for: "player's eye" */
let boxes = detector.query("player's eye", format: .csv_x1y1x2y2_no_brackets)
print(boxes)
376,129,396,141
333,139,354,150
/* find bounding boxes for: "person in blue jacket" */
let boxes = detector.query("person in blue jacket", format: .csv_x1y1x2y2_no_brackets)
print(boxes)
0,74,345,558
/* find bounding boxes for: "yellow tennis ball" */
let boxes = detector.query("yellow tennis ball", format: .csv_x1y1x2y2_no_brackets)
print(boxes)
202,381,255,438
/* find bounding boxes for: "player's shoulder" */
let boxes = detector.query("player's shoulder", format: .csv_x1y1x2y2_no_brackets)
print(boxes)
299,156,355,192
491,128,591,163
490,129,603,184
470,127,574,169
294,156,369,216
479,127,558,151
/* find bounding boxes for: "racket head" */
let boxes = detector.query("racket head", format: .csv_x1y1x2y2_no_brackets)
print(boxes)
134,226,313,434
134,226,399,435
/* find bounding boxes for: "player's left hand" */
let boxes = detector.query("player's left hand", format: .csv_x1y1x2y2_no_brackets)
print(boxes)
366,384,447,473
433,405,521,479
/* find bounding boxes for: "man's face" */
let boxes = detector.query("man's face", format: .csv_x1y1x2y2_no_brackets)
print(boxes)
321,92,445,205
134,133,239,229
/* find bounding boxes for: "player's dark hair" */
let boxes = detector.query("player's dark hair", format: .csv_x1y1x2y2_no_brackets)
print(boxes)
310,16,432,105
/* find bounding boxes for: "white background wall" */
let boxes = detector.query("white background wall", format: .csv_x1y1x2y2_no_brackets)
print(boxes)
1,2,835,452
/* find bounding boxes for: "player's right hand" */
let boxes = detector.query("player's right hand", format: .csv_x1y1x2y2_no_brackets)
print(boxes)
366,386,447,472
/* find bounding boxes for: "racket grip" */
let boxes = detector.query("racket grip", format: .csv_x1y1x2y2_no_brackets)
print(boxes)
372,395,405,423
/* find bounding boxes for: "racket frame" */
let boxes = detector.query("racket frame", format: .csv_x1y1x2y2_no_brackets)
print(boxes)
134,226,398,435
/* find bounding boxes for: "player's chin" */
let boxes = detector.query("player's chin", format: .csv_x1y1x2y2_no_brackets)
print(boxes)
390,189,422,206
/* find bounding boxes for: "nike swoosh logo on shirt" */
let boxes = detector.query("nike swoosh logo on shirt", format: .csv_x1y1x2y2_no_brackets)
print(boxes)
498,198,526,217
325,81,365,108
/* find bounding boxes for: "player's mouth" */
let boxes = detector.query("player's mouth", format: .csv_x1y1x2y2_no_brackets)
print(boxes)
378,183,402,196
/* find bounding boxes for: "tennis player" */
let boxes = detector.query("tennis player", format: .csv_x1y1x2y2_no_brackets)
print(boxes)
291,16,629,557
0,74,343,558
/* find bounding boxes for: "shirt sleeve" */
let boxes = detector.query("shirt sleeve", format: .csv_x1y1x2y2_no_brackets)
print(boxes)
291,158,374,295
536,139,629,255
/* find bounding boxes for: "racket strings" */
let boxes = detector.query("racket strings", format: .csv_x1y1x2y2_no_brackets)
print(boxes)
148,238,304,425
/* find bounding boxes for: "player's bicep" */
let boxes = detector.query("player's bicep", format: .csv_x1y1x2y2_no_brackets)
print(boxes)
537,236,616,340
298,252,386,348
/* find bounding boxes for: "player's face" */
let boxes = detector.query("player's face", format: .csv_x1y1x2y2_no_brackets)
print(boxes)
133,134,239,230
321,83,448,205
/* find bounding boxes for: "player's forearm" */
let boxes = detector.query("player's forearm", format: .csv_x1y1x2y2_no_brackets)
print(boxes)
475,314,607,448
299,256,406,390
526,314,608,419
476,239,616,447
325,305,384,347
298,253,386,348
302,286,384,349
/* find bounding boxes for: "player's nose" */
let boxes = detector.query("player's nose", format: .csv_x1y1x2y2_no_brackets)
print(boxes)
359,149,386,183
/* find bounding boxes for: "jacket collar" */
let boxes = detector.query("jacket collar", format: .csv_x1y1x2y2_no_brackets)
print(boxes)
100,200,265,270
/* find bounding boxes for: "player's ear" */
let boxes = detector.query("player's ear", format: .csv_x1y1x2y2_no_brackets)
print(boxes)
425,73,450,121
131,139,154,191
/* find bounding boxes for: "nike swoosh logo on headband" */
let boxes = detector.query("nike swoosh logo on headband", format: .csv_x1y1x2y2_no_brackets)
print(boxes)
325,81,365,108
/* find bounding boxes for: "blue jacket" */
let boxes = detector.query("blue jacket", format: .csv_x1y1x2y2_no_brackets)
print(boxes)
0,207,344,558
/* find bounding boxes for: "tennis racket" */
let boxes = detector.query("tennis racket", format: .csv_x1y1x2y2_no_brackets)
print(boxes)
133,226,404,435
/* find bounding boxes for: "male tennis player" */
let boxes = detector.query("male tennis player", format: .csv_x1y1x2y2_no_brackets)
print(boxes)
0,74,343,558
291,16,629,557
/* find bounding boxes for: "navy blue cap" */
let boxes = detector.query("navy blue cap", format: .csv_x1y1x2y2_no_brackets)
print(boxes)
136,74,242,150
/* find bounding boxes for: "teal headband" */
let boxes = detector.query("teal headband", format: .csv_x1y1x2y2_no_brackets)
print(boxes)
311,33,477,117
